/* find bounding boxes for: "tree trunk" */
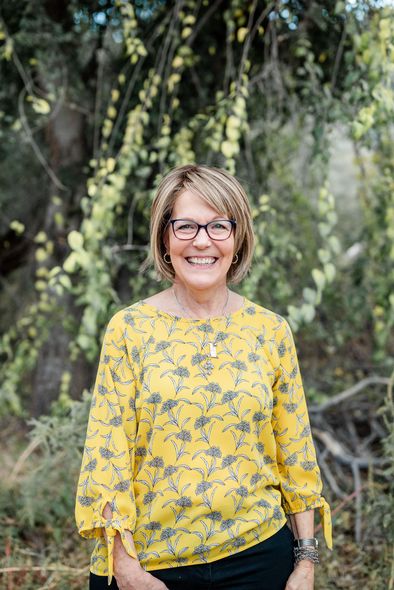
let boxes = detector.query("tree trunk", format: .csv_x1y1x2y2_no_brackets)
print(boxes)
30,102,89,416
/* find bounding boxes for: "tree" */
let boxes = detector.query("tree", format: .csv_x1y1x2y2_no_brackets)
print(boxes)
0,0,392,417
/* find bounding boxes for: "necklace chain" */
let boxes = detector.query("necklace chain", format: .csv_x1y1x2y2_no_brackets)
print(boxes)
172,287,230,319
172,287,229,358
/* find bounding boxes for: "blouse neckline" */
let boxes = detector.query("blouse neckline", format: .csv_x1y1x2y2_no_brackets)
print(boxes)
136,297,247,323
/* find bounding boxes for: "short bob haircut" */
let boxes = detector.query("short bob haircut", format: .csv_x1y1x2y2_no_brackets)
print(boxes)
148,164,255,285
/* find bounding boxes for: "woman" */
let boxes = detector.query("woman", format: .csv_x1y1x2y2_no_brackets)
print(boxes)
76,164,332,590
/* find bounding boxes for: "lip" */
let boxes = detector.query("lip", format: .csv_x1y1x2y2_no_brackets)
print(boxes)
185,256,218,266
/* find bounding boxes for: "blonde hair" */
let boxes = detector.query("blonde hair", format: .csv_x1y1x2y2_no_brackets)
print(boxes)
148,164,255,284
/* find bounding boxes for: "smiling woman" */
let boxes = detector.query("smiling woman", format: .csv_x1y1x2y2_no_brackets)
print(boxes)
149,165,255,288
76,164,332,590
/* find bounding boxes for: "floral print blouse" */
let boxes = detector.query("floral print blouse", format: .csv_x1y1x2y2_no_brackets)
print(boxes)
75,299,332,584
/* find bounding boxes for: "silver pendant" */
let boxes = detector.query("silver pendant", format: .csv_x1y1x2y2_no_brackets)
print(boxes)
209,342,217,358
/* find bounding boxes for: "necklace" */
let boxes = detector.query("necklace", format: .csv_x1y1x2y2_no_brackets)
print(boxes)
172,287,230,358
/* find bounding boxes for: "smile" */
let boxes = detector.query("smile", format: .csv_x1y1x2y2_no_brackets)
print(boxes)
186,257,218,265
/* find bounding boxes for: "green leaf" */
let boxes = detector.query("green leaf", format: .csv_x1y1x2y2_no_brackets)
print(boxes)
324,263,336,283
63,252,79,273
303,287,317,305
221,140,239,158
317,249,330,264
312,268,326,291
77,334,92,351
328,235,341,255
67,230,84,251
58,274,72,291
301,303,316,323
288,304,301,323
318,222,330,238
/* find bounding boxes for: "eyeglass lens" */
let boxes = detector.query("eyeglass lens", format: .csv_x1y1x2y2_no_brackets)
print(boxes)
173,220,233,240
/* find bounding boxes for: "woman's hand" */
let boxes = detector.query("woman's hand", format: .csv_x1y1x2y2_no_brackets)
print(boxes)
114,554,169,590
285,561,314,590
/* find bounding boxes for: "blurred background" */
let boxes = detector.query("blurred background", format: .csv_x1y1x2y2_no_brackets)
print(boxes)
0,1,393,588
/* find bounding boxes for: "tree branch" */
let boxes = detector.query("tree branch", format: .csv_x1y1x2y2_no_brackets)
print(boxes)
309,376,390,413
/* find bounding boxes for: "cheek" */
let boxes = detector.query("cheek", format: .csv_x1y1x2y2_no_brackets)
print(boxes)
225,238,236,258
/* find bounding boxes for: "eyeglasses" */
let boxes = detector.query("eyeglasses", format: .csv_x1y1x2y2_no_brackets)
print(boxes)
169,219,236,241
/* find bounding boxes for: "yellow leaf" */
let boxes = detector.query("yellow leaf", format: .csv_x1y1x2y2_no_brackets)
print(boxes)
237,27,248,43
227,115,241,130
233,96,246,117
54,212,64,228
11,118,22,131
68,230,84,251
4,38,13,60
183,15,196,25
31,98,51,115
34,231,47,243
63,252,79,273
106,157,116,173
28,327,37,338
221,140,238,159
35,248,48,262
137,44,147,57
181,27,192,39
36,267,48,278
35,280,47,292
88,184,97,197
10,220,25,235
226,126,240,142
59,274,72,290
172,56,184,69
107,105,117,119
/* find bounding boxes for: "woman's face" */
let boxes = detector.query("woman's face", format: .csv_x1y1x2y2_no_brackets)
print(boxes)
165,189,235,293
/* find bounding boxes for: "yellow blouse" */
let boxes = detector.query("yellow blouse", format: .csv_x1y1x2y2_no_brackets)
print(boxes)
75,299,332,585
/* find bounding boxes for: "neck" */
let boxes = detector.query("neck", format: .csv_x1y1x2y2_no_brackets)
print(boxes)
173,282,229,319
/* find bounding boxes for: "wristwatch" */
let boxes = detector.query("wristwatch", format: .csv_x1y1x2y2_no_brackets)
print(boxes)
294,538,318,548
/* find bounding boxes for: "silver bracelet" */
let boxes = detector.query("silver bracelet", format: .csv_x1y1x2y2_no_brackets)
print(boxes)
294,537,318,548
294,546,319,565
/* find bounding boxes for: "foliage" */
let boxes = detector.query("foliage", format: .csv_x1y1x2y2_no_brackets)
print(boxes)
0,0,392,417
0,1,393,585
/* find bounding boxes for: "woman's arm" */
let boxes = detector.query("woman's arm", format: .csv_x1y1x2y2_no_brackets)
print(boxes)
285,510,315,590
288,509,314,540
102,503,168,590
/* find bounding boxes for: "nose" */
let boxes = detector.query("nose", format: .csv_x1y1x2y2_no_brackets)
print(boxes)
193,226,211,246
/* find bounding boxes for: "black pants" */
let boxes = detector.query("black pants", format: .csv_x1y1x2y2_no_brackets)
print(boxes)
89,524,294,590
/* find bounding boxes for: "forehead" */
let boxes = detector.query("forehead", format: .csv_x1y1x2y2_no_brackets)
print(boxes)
172,189,223,219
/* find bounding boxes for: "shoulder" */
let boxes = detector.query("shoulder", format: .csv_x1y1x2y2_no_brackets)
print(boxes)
105,300,150,334
243,299,291,338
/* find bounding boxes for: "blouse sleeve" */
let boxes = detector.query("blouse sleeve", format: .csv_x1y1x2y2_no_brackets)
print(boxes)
75,311,139,584
271,317,332,549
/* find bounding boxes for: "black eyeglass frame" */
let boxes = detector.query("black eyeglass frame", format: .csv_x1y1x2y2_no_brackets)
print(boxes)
168,219,236,241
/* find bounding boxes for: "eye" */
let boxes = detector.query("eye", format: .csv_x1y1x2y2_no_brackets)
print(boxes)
173,220,198,234
177,222,195,230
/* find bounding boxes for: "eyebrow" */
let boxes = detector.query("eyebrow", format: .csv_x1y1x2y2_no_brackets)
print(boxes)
172,216,229,221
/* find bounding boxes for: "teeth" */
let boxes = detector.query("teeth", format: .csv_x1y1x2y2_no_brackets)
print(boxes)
187,257,216,265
